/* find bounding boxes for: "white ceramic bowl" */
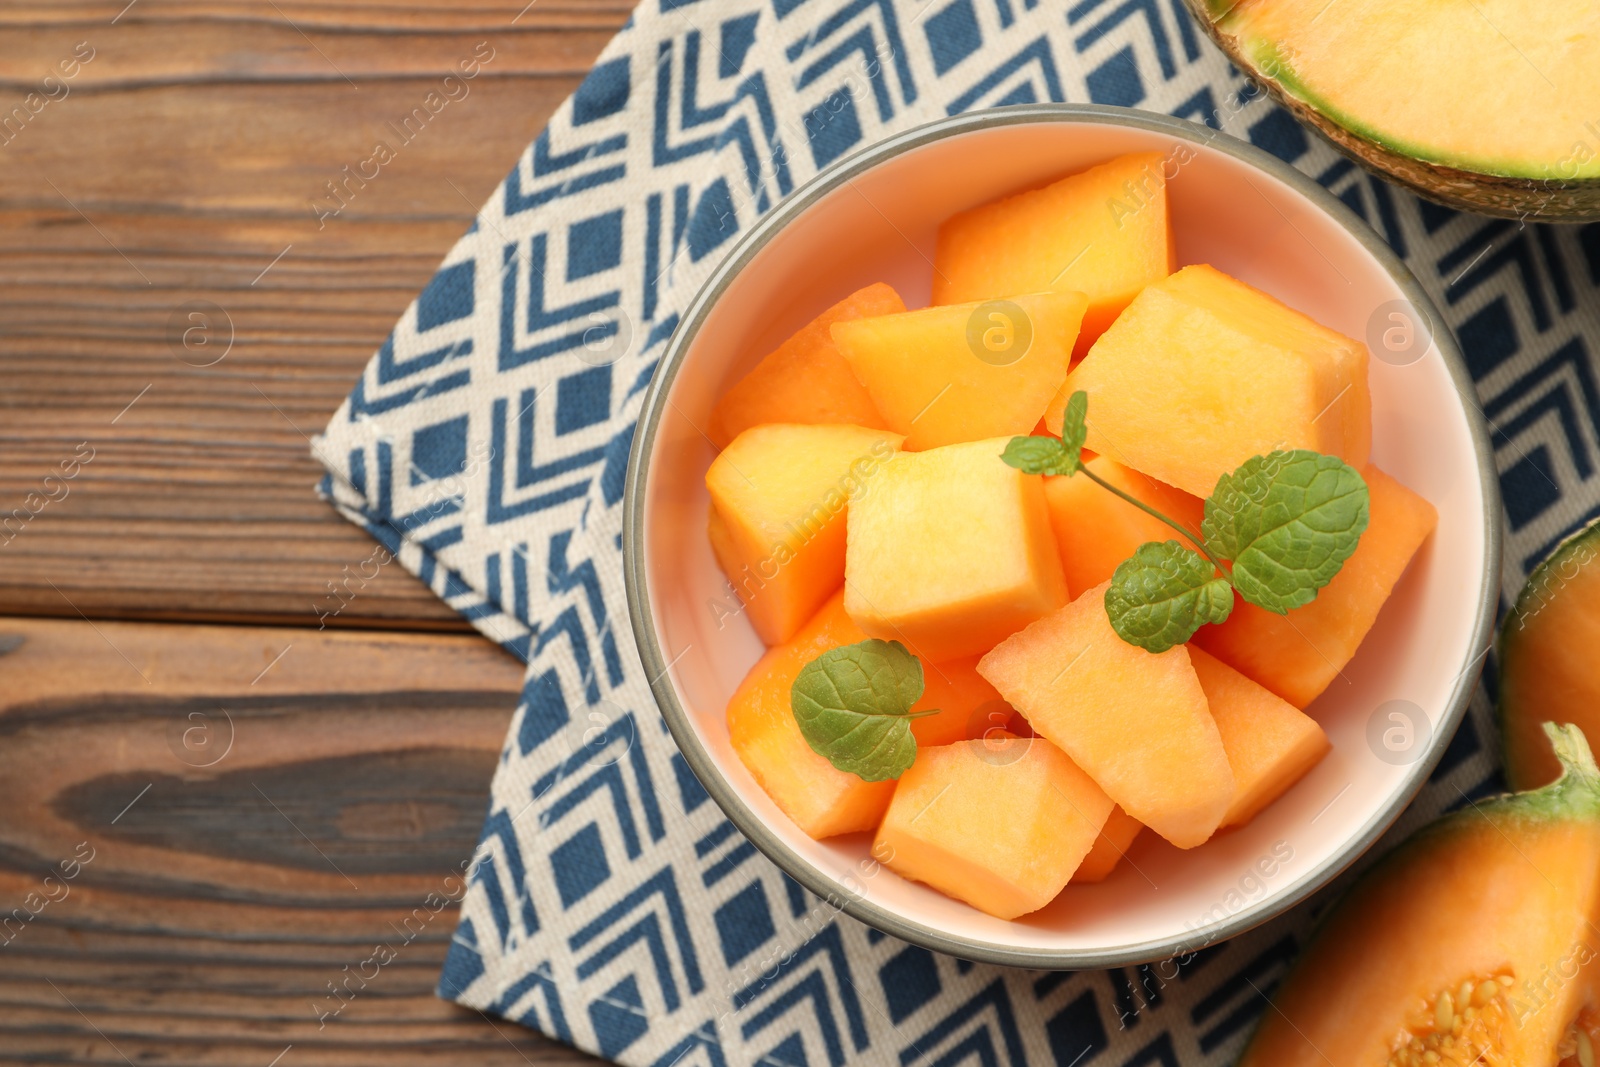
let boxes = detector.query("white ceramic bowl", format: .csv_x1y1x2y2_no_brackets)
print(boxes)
624,105,1500,968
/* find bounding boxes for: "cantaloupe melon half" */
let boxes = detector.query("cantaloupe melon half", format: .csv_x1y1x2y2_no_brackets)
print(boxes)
1193,0,1600,219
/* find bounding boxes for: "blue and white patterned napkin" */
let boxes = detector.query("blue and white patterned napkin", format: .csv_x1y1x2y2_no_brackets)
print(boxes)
313,0,1600,1061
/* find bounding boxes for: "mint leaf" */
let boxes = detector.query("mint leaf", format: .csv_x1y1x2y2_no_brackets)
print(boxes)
1104,541,1234,653
791,639,934,781
1057,391,1088,470
1201,450,1370,615
1000,435,1074,476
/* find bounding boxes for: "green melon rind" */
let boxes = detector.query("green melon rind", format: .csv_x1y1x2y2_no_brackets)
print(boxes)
1227,34,1600,184
1497,517,1600,788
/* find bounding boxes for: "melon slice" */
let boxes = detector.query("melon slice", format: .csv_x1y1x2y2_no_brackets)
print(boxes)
1196,465,1436,709
1499,518,1600,789
1199,0,1600,219
1188,646,1330,829
932,152,1175,355
977,581,1235,848
873,735,1113,919
830,291,1088,451
1071,806,1145,884
707,423,902,645
845,438,1067,662
1043,456,1206,599
726,594,897,838
1052,264,1371,498
708,283,902,448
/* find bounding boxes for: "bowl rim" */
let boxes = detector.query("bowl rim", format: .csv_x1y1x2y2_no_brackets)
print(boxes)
622,102,1504,969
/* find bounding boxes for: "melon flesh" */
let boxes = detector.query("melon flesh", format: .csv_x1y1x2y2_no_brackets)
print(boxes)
1053,264,1371,498
977,581,1235,848
709,283,902,448
1196,465,1436,709
726,594,897,838
832,291,1088,451
1043,456,1206,599
874,736,1113,919
845,438,1067,662
707,424,902,645
933,152,1175,356
1188,646,1329,829
1071,806,1145,883
1219,0,1600,183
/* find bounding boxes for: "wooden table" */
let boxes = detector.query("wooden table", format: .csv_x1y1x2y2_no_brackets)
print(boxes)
0,3,627,1061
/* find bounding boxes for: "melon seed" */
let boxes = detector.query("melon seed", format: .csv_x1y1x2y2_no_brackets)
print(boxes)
1580,1030,1595,1067
1472,980,1499,1007
1434,992,1454,1033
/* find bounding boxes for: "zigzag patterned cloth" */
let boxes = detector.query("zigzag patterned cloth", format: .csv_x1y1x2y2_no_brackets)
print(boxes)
312,0,1600,1061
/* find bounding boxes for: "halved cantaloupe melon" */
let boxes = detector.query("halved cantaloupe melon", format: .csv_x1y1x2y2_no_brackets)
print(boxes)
1499,518,1600,790
1239,725,1600,1066
1071,806,1145,883
708,283,902,448
932,152,1176,356
707,424,902,645
873,735,1113,919
977,581,1235,848
1042,456,1206,599
1052,264,1371,497
1196,465,1437,709
845,438,1068,662
831,291,1088,451
1188,646,1330,829
726,595,897,838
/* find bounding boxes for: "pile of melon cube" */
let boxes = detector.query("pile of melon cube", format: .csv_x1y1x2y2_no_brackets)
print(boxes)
702,152,1438,921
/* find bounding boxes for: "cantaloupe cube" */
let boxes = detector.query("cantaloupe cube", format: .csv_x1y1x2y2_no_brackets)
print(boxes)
1051,264,1371,497
1043,456,1206,598
727,595,896,838
873,735,1113,919
1188,647,1330,828
1195,466,1437,708
831,291,1088,451
1071,805,1144,884
709,284,903,447
977,581,1235,848
933,152,1175,357
916,656,1012,748
708,423,903,645
845,438,1067,661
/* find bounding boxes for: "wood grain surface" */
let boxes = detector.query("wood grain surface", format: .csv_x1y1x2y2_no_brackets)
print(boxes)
0,616,604,1064
0,0,628,628
0,2,629,1061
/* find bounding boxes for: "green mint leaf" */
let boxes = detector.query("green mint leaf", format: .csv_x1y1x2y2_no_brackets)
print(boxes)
1000,435,1074,476
1201,450,1370,615
1104,541,1234,653
1057,391,1089,471
790,639,930,781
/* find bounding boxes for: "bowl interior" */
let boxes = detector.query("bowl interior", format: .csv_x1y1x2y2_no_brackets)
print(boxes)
636,114,1492,962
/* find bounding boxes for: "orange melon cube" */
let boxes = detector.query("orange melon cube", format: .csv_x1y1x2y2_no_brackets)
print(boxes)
1043,456,1206,598
726,595,896,838
933,152,1176,357
845,438,1068,661
1188,647,1330,828
1196,465,1437,708
709,283,903,448
873,736,1113,919
1071,806,1145,883
915,656,1012,748
1051,264,1371,497
977,581,1235,848
707,423,902,645
830,291,1088,451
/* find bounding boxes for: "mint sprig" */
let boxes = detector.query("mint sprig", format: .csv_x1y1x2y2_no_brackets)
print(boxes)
791,639,940,781
1001,393,1370,653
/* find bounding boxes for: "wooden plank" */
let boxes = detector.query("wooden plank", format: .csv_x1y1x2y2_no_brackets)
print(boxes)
0,1,628,628
0,616,600,1064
